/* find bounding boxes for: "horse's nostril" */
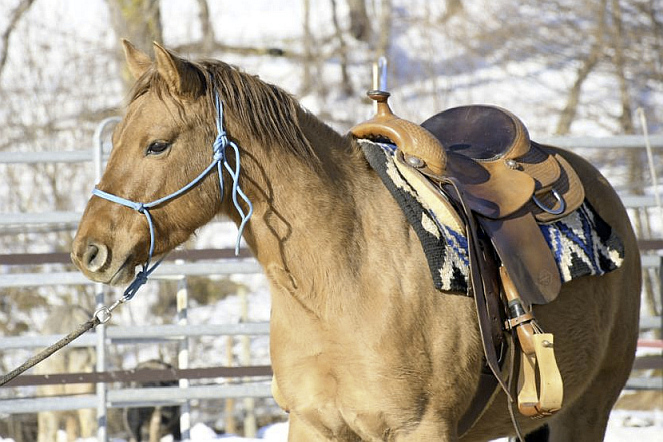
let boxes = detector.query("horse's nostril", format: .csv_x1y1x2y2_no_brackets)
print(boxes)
84,242,109,272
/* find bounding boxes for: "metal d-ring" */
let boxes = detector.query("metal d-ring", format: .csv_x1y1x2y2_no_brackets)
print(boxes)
532,188,566,215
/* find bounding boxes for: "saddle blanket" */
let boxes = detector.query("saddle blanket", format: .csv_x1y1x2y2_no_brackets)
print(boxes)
361,140,625,294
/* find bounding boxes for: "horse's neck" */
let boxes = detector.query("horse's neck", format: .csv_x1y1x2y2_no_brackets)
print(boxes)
238,114,376,316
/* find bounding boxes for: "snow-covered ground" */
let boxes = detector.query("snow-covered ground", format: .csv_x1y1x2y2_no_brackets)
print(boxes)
2,409,661,441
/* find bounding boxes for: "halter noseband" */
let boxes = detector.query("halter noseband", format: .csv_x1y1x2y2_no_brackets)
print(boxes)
92,89,253,301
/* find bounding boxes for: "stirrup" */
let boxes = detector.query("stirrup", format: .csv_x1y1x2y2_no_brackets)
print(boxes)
501,267,564,418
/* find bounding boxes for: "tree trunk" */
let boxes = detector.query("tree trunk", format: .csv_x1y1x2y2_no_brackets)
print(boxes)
609,0,634,134
439,0,464,24
331,0,353,95
347,0,370,42
555,0,606,135
196,0,215,55
555,47,601,135
301,0,314,94
106,0,163,90
0,0,35,79
645,0,663,82
376,0,392,59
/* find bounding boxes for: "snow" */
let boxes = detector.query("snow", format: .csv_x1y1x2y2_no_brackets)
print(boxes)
2,410,660,441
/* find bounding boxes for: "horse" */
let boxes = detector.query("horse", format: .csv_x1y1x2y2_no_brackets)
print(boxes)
71,40,641,441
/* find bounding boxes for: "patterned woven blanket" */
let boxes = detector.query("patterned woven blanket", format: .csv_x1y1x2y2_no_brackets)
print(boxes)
360,140,625,295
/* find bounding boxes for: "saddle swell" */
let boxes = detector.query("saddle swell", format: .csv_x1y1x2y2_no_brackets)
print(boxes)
350,90,447,178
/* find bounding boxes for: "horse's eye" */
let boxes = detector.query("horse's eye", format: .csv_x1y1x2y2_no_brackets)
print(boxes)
146,141,171,155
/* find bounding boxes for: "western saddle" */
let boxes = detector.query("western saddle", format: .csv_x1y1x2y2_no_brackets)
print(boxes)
351,90,584,434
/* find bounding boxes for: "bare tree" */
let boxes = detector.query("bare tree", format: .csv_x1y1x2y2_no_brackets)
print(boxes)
106,0,163,90
376,0,392,59
556,0,607,134
196,0,215,55
438,0,464,24
0,0,35,79
347,0,370,42
301,0,314,94
331,0,354,95
608,0,634,134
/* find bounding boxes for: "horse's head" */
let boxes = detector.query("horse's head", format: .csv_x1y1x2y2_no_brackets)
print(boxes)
71,41,223,285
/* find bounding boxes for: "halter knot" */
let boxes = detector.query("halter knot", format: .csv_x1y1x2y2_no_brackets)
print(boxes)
213,133,228,161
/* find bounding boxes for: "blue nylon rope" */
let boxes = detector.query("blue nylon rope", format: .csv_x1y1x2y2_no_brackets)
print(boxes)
91,89,253,301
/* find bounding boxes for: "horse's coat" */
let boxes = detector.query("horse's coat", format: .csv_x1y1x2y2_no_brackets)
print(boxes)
71,41,641,441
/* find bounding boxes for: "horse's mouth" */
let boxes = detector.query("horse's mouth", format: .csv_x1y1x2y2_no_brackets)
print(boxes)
108,256,137,286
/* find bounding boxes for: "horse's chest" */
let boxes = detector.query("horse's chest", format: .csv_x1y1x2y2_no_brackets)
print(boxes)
276,345,428,439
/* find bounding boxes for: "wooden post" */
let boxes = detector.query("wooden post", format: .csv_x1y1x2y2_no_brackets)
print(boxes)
177,275,191,440
240,286,257,438
224,334,237,435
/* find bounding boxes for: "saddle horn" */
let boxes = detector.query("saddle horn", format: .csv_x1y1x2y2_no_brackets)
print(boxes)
351,91,447,179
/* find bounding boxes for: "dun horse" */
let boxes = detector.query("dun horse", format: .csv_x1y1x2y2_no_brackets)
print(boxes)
72,41,641,441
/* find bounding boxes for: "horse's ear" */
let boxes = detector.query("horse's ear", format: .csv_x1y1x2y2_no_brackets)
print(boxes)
153,42,204,98
122,39,152,80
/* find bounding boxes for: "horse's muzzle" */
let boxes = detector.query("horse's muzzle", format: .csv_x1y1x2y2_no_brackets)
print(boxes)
71,237,136,286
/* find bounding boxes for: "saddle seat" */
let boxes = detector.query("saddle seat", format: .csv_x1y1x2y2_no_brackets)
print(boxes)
352,91,584,222
421,105,584,221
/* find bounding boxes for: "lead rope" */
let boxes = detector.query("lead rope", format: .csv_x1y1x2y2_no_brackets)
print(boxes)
1,88,252,386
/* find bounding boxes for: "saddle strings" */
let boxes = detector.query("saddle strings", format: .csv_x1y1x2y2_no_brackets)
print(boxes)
92,87,253,304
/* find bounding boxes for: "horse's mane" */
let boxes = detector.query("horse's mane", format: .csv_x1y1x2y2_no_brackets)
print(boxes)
129,58,319,167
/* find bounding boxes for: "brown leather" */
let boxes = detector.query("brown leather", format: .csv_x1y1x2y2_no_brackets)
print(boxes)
479,212,562,306
350,91,447,177
352,96,584,222
421,105,584,221
443,151,536,219
501,267,564,418
442,177,510,396
528,150,585,222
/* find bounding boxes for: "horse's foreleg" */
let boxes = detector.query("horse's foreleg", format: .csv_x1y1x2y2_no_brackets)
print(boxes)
395,414,457,442
287,414,332,442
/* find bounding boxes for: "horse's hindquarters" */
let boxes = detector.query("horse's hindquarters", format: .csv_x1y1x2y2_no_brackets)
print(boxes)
462,148,641,441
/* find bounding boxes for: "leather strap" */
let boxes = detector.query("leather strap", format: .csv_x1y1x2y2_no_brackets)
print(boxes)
440,177,510,400
457,365,500,436
478,213,562,307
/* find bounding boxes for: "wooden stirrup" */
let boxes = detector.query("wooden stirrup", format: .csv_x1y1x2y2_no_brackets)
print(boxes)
501,267,564,418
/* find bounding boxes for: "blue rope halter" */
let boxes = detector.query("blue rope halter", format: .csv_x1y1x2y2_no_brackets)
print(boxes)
92,89,253,301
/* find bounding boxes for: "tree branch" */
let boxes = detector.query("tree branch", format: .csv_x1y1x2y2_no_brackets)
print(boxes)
0,0,35,79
